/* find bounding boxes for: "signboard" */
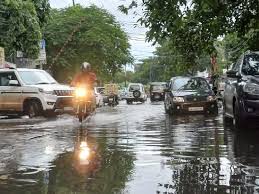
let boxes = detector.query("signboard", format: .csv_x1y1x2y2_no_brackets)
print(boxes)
17,51,23,58
0,47,5,65
38,39,46,63
40,39,46,49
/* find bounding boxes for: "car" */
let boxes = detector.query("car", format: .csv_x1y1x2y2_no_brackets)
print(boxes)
164,76,218,115
0,67,74,118
223,51,259,128
126,83,147,104
118,87,127,100
94,87,104,107
95,87,109,104
149,82,167,102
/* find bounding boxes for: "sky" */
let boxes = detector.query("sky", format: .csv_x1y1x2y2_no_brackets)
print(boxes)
49,0,156,64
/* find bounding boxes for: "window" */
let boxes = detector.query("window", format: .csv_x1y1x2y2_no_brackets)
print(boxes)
151,85,165,91
172,77,210,91
18,70,57,85
129,85,140,91
172,78,190,90
242,53,259,75
0,72,19,86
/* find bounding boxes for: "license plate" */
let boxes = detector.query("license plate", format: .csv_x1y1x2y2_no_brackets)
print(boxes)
109,98,113,102
155,95,160,99
188,107,204,111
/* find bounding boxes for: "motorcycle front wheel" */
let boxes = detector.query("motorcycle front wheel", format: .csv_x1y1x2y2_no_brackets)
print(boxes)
77,105,84,123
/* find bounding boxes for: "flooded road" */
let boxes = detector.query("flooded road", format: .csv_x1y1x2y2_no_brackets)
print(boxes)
0,101,259,194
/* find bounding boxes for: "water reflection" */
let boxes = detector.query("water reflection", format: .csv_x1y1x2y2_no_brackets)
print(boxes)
1,103,259,194
156,115,259,194
0,127,135,194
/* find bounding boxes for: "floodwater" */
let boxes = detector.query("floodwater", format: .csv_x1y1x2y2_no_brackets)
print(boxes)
0,101,259,194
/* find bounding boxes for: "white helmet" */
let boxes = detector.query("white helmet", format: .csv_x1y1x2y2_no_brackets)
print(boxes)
81,62,91,71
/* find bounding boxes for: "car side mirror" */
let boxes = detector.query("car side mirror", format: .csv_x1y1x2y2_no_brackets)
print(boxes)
9,80,19,86
226,70,241,79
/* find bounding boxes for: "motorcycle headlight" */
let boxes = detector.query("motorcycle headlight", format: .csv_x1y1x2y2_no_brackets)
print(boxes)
75,87,87,97
244,83,259,95
173,97,185,102
207,95,216,101
79,141,90,161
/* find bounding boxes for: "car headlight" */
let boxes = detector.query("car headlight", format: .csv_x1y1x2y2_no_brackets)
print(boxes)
75,87,87,97
243,83,259,94
207,95,216,101
38,88,54,95
173,97,185,102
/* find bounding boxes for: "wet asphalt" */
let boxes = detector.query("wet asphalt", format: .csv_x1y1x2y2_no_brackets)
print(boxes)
0,100,259,194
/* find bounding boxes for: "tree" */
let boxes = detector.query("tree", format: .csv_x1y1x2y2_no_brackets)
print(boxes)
120,0,259,71
132,40,211,84
44,5,132,82
0,0,50,59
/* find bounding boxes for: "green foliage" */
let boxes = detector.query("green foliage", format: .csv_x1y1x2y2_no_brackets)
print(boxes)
0,0,50,59
44,5,132,82
121,0,259,73
137,0,259,49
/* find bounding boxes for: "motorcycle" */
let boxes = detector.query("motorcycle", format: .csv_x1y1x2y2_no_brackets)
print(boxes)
107,94,118,107
74,86,95,122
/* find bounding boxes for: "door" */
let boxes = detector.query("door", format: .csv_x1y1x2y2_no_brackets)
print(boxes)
225,57,242,115
0,72,22,112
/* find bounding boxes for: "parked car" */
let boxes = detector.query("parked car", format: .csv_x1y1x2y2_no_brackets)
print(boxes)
164,76,218,115
94,87,104,107
149,82,167,102
126,83,147,104
0,67,74,117
118,87,127,100
95,87,109,104
223,51,259,128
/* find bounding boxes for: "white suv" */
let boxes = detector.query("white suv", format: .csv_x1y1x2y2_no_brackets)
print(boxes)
126,83,147,104
0,68,74,117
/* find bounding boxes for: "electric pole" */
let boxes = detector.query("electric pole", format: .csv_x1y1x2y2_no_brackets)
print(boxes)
124,64,127,87
72,0,75,6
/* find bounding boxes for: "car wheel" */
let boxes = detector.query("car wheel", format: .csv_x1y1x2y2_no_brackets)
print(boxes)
133,90,141,98
233,100,244,129
25,100,42,118
127,100,132,105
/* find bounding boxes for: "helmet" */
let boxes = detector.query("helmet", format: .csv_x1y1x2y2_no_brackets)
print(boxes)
81,62,91,72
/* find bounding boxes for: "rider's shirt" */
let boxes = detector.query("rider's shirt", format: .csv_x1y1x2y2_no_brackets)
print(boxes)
71,71,97,88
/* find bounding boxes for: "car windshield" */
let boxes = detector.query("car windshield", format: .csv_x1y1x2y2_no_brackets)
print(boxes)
129,85,140,91
242,53,259,75
18,70,57,85
173,78,210,91
151,85,165,91
97,87,104,93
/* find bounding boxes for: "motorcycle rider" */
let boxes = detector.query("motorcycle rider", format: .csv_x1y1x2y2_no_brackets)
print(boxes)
71,62,97,110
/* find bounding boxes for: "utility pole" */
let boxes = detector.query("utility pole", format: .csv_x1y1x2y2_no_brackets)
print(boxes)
149,62,152,83
124,64,127,87
72,0,75,6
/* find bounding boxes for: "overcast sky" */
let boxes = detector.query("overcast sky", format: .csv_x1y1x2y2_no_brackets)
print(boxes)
49,0,156,64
